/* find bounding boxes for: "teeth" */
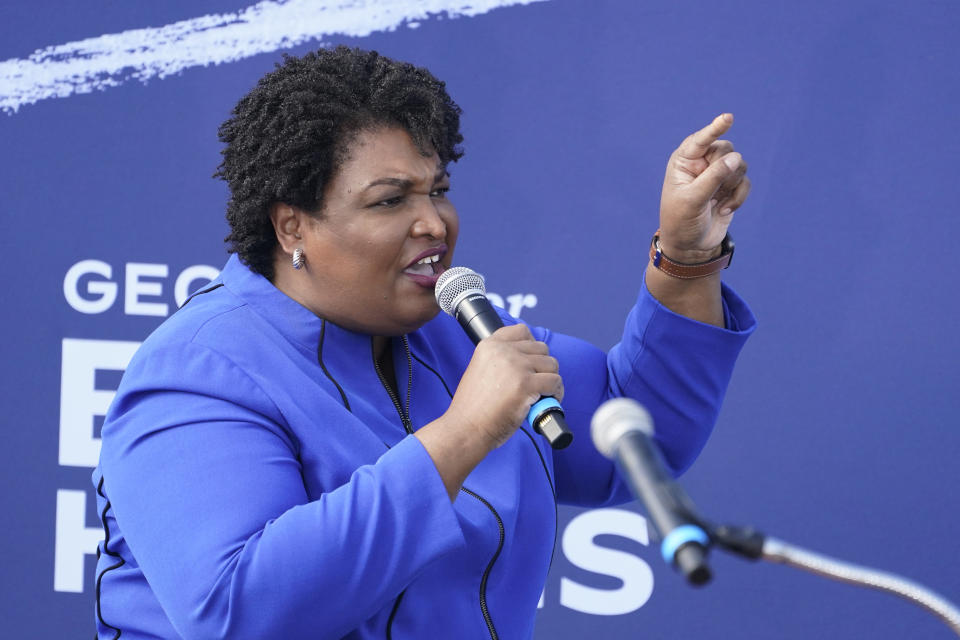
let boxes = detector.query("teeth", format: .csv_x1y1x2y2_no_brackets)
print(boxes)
416,254,440,265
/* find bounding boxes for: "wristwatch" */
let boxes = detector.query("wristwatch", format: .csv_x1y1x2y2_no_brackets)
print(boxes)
649,229,734,279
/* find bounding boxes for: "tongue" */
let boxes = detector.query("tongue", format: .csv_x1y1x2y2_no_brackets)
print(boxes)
404,262,434,276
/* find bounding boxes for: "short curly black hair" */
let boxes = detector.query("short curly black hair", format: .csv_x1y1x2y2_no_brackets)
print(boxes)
215,46,464,279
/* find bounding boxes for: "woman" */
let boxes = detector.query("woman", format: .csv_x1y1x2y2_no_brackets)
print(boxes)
94,47,754,639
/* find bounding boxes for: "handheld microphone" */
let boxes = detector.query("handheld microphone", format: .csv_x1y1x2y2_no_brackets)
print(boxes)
435,267,573,450
591,397,712,585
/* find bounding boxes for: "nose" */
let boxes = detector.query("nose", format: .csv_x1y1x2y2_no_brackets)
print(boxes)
411,197,448,240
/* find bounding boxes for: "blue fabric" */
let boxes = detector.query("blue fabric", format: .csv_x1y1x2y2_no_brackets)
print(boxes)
93,255,755,639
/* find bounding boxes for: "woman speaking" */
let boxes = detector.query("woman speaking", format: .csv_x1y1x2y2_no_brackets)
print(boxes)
93,46,755,639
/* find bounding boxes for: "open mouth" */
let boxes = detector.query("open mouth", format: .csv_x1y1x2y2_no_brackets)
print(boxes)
402,246,448,285
404,253,444,276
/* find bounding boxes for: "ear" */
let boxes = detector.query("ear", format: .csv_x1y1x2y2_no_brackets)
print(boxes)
269,202,305,254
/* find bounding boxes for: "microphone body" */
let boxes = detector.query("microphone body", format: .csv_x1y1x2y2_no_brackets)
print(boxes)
591,398,712,585
435,267,573,449
448,291,504,342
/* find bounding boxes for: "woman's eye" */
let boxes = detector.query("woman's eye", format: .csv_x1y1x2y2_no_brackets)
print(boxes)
375,196,404,208
430,187,450,198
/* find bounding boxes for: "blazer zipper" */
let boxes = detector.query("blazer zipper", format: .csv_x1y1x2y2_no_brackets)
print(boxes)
372,335,413,433
371,337,503,640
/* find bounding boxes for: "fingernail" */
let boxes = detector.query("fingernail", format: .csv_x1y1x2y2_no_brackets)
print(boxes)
722,113,733,123
723,154,740,171
721,207,733,216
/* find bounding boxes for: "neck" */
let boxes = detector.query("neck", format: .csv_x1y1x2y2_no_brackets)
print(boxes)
270,255,402,351
372,335,390,361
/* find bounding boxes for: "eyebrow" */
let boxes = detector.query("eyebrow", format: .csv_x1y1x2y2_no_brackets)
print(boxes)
363,177,412,191
362,168,449,192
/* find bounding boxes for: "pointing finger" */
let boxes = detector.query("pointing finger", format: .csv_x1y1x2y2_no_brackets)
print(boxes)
677,113,734,160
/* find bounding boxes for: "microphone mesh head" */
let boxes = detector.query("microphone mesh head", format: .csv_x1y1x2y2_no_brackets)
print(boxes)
435,266,486,315
590,397,654,458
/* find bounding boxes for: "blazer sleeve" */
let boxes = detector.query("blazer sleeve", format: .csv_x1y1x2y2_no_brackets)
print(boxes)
98,339,465,640
536,279,756,507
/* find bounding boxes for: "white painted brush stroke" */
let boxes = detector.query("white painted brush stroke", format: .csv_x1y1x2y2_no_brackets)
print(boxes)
0,0,547,114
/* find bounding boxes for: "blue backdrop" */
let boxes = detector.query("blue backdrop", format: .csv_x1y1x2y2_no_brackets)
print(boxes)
2,0,959,637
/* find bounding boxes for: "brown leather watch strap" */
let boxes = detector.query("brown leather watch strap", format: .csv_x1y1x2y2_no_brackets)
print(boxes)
649,229,734,279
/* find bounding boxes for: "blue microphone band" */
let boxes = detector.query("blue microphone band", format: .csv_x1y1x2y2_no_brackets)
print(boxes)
527,396,563,426
661,524,710,564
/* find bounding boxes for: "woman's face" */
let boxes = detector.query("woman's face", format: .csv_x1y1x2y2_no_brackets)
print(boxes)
290,126,458,336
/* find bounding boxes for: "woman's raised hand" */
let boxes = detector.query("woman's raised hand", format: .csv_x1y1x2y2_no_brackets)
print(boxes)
643,114,751,328
657,113,751,263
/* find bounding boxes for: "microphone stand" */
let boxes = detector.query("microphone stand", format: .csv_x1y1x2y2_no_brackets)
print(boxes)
590,397,960,632
694,521,960,636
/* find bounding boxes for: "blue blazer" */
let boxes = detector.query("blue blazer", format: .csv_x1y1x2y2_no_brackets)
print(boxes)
94,254,755,639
